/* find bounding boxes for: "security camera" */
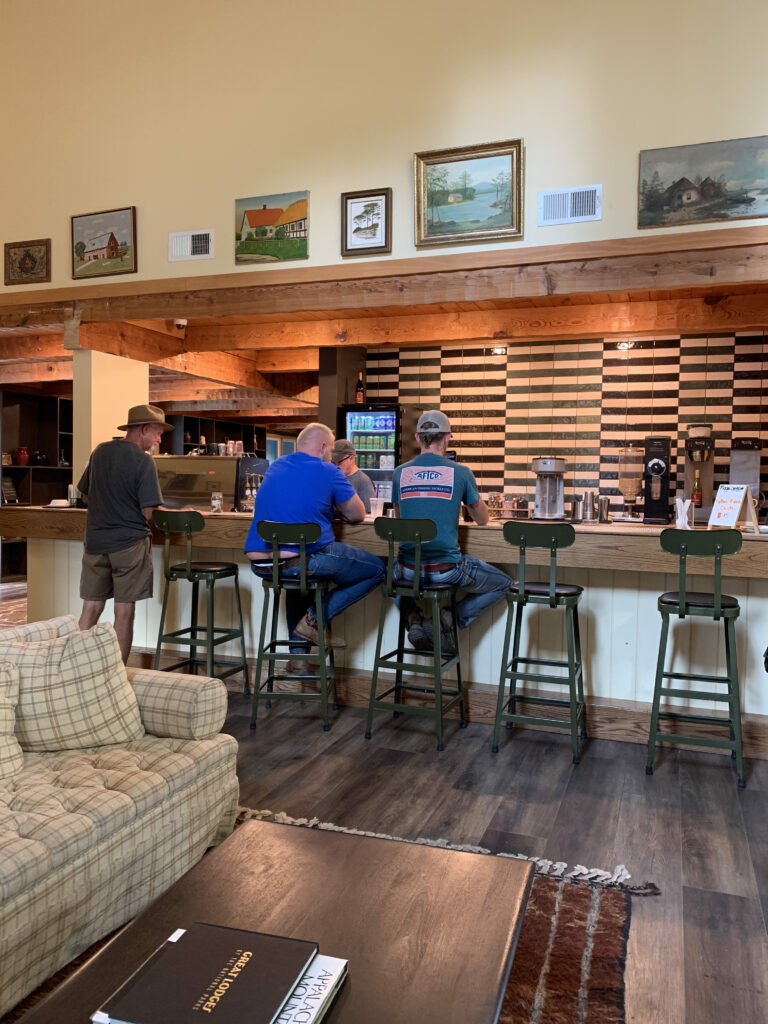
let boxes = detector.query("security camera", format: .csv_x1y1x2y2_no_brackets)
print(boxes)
174,318,187,330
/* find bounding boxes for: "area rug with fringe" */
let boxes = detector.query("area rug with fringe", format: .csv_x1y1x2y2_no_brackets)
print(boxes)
1,807,659,1024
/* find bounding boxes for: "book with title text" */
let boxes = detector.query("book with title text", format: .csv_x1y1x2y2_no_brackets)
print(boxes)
90,922,333,1024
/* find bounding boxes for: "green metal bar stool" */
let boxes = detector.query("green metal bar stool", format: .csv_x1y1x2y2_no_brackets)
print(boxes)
152,510,249,693
364,517,465,751
492,521,586,763
249,521,337,732
646,528,745,787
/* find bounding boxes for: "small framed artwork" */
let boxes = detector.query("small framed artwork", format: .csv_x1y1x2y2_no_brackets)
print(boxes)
235,191,309,263
4,238,51,286
71,206,137,279
414,139,523,247
341,188,392,257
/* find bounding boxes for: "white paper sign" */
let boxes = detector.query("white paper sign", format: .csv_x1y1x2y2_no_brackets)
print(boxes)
708,483,759,532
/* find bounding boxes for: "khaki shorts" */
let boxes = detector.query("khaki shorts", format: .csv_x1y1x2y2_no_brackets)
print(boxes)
80,537,153,603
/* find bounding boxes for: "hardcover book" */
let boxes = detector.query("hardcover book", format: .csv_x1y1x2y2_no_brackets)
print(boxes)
275,954,348,1024
91,922,318,1024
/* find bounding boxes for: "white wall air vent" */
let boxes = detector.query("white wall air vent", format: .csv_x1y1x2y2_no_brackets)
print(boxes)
537,185,602,226
168,230,215,261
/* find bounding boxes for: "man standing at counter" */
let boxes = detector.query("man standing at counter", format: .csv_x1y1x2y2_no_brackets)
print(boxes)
393,409,512,654
331,438,375,513
77,404,170,663
245,422,384,650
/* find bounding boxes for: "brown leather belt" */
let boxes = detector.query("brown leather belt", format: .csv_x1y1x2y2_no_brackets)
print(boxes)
400,561,456,572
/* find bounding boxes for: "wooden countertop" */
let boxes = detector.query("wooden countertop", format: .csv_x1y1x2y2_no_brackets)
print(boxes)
3,506,767,579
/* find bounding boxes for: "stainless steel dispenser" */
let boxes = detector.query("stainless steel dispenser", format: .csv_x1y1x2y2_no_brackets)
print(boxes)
531,457,566,519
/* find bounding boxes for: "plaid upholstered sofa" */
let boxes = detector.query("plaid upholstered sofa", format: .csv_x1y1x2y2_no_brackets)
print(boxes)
0,615,239,1017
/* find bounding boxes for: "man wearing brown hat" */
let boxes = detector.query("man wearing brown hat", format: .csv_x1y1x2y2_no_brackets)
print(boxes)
331,438,376,514
77,404,170,662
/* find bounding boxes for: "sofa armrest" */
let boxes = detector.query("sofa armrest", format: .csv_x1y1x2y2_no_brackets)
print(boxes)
126,667,228,740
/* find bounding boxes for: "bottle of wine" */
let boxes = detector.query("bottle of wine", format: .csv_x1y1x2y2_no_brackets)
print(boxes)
691,468,702,508
355,371,365,404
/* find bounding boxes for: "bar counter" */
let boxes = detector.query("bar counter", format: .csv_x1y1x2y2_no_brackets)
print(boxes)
2,507,767,745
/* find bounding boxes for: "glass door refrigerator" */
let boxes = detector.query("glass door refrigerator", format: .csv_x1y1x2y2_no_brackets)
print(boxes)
337,403,400,502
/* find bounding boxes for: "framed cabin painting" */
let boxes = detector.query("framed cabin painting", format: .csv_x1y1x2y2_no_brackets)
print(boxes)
414,139,523,247
71,206,137,278
4,238,51,285
341,188,392,256
638,135,768,228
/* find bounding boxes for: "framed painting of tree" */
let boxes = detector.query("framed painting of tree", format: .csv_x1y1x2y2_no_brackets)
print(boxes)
414,139,523,247
341,188,392,257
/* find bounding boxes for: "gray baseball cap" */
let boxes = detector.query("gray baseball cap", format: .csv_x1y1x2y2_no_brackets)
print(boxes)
416,409,451,433
331,439,356,464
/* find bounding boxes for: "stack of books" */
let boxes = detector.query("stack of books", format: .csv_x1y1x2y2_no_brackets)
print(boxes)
91,922,348,1024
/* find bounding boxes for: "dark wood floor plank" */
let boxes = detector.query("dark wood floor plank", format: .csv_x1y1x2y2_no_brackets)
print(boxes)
484,733,575,837
680,758,759,898
683,887,768,1024
739,789,768,932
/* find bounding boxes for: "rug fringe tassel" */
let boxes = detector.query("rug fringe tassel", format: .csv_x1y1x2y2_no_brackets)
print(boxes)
236,807,661,896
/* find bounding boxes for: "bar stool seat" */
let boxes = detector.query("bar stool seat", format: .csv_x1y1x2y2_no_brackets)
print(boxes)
152,510,249,693
364,517,465,751
646,528,745,787
249,521,337,732
493,521,587,763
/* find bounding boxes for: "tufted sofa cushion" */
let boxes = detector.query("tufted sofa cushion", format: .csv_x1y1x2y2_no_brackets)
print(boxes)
0,624,144,752
0,735,236,903
126,667,228,739
0,663,23,780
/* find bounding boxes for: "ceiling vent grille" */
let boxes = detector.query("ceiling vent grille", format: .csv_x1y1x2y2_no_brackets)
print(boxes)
168,230,215,261
538,185,602,226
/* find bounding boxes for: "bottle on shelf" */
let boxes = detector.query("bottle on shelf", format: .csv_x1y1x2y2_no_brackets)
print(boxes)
355,372,365,404
691,469,703,508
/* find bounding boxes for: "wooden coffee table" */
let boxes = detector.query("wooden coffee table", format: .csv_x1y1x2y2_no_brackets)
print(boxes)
19,820,533,1024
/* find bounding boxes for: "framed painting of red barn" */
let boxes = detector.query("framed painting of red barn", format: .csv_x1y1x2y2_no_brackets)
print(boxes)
71,206,137,278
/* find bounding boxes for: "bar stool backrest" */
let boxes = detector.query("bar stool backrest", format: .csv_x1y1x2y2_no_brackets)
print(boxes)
659,528,742,620
502,521,576,607
152,509,205,581
256,520,321,592
373,517,437,598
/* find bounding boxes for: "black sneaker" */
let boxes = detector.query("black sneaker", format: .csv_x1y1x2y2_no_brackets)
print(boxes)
408,619,434,651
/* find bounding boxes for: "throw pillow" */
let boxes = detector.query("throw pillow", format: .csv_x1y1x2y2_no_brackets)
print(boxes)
0,661,23,778
2,624,145,752
0,614,78,645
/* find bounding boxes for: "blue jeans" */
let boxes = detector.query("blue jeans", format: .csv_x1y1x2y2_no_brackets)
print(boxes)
252,541,385,635
394,555,513,629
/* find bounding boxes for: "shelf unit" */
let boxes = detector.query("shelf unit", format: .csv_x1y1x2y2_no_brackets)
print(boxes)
162,415,268,457
1,392,73,581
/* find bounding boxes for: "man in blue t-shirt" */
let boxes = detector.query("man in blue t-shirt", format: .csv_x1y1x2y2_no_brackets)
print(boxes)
393,409,512,654
245,423,384,653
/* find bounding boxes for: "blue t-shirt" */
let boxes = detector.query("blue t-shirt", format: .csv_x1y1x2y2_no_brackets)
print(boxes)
244,451,355,554
392,453,479,564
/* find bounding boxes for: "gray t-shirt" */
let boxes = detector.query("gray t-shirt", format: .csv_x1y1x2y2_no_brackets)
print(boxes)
348,469,375,513
78,439,163,554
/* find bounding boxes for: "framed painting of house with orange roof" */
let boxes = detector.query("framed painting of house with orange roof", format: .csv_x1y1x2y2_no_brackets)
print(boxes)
235,190,309,263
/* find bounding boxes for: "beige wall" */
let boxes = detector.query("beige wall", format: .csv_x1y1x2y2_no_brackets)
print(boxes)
2,0,767,292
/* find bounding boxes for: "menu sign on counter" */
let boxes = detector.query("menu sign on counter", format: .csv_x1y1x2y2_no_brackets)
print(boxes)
708,484,760,533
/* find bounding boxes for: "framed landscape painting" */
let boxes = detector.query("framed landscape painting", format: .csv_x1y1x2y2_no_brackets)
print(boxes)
414,139,523,247
235,191,309,263
71,206,137,278
4,238,51,285
638,135,768,228
341,188,392,256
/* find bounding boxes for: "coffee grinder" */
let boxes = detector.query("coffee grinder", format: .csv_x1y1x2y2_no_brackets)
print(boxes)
684,424,715,524
642,436,671,524
531,457,566,519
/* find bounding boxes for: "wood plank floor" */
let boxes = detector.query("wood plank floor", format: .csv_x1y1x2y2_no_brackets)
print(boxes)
225,692,768,1024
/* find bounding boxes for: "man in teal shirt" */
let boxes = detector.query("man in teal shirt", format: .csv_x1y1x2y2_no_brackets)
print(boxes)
392,409,512,653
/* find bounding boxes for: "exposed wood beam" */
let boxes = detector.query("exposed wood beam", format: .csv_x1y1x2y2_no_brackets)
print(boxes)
0,333,67,359
152,350,277,392
1,226,768,327
150,385,316,407
0,357,72,384
159,400,316,416
76,321,186,361
185,293,768,349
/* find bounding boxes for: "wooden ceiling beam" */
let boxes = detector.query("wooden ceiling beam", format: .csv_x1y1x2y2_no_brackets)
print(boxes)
0,357,72,384
77,321,186,361
0,333,67,359
158,399,316,416
152,350,277,392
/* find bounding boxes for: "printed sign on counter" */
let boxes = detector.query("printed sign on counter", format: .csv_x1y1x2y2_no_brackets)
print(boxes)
708,483,759,532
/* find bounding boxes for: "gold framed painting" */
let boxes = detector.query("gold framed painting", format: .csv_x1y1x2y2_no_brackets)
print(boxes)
4,238,51,285
414,139,523,247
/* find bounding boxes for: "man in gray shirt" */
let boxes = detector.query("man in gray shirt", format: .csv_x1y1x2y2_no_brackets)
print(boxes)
332,439,376,513
77,404,170,662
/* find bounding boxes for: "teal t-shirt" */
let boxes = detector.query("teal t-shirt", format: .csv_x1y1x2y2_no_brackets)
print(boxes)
392,453,479,564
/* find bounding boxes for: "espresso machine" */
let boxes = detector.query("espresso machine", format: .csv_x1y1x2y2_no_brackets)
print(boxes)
642,436,671,524
531,457,566,519
684,424,715,524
